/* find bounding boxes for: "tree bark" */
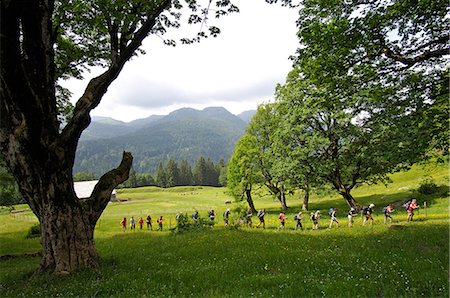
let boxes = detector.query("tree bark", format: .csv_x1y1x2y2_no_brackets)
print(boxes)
39,199,99,274
302,190,309,211
301,178,310,211
278,188,288,212
338,189,359,208
244,189,257,214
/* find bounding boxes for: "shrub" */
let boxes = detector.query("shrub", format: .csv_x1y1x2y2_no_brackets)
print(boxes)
171,213,211,234
25,223,41,239
417,178,439,195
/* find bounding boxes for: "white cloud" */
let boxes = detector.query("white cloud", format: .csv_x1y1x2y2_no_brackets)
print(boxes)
63,0,299,122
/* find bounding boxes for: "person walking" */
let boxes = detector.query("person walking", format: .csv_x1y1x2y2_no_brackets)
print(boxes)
246,209,253,227
146,215,152,230
256,208,266,229
347,207,357,227
121,217,127,232
311,210,320,230
278,211,286,230
130,216,136,231
208,209,215,226
406,198,419,222
192,210,199,222
138,217,144,229
329,208,339,229
156,216,163,231
223,208,231,226
383,204,395,224
294,211,303,230
362,204,375,226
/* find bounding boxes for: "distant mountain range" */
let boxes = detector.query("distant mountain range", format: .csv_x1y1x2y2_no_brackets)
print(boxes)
74,107,256,176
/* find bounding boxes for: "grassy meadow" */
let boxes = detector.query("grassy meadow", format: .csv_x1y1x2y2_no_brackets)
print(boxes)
0,161,449,297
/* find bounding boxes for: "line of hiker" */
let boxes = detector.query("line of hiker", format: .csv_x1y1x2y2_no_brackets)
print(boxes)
120,214,163,232
119,198,420,231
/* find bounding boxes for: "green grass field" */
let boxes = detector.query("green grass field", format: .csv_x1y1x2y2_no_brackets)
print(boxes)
0,161,449,297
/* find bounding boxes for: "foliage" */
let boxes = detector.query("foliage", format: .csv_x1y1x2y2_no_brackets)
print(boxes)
25,224,41,239
291,0,449,157
73,171,97,182
171,212,211,234
227,135,260,201
0,155,22,207
265,0,448,207
417,177,439,195
245,104,291,210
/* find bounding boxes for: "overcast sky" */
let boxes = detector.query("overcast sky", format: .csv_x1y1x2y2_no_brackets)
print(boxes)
63,1,300,122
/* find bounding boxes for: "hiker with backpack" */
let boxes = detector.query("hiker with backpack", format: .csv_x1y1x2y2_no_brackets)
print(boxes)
175,212,183,222
146,214,152,230
121,217,127,232
328,207,339,229
208,209,215,226
347,207,358,227
278,211,286,230
406,198,419,222
294,211,303,230
256,208,266,229
362,204,375,226
223,208,231,226
156,216,163,231
246,209,253,227
383,204,395,224
192,210,199,222
310,210,320,230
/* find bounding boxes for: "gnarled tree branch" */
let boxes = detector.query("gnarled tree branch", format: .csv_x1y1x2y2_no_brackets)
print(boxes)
82,151,133,227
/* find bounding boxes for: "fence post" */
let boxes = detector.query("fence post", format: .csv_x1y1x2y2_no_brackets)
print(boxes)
424,201,427,217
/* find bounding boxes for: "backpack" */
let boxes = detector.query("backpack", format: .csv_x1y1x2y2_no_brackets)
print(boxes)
294,215,298,220
404,201,411,210
362,207,370,215
310,213,316,221
257,210,263,218
382,206,388,213
328,208,334,216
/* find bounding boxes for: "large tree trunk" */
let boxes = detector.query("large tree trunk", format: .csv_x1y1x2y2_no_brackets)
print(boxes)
301,178,310,211
278,188,288,212
39,199,99,274
244,189,257,214
329,170,359,208
12,152,133,275
302,189,309,211
338,189,359,208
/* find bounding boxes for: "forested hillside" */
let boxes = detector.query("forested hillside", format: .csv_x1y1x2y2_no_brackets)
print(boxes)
75,107,249,176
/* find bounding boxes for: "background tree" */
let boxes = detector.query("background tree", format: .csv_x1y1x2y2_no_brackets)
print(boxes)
267,0,448,208
179,160,194,186
0,0,238,274
193,156,208,186
275,63,431,208
227,135,260,213
217,159,228,187
165,159,180,187
155,162,168,188
0,154,22,207
73,171,97,182
246,104,291,211
136,173,155,187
